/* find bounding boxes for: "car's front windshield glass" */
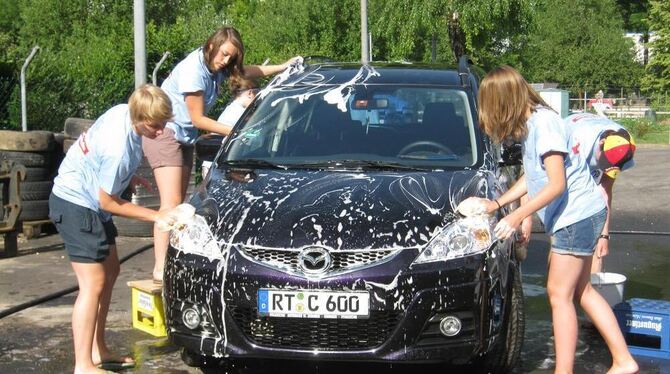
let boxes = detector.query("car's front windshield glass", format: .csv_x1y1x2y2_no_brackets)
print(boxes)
223,84,479,169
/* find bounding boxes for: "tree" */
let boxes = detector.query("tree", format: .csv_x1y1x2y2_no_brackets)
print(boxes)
3,0,226,131
520,0,643,97
368,0,536,68
228,0,361,64
615,0,650,33
642,1,670,94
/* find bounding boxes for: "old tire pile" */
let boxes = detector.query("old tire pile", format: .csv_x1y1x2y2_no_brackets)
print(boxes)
0,130,57,221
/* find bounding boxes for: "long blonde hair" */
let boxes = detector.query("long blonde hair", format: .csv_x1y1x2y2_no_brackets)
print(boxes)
478,65,549,143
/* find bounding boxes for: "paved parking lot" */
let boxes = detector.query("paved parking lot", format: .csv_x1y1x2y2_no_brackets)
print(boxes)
0,145,668,373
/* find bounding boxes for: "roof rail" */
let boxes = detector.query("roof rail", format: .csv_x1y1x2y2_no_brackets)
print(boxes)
304,55,336,64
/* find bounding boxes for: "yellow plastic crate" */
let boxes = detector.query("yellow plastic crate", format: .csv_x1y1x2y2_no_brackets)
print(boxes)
127,279,166,337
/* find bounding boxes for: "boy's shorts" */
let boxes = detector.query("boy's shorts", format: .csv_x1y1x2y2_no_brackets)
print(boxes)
142,128,194,169
48,193,117,263
551,208,607,256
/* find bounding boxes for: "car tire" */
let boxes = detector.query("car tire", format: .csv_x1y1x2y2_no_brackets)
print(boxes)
114,215,155,237
180,348,224,368
63,138,77,154
0,130,55,152
0,150,53,168
24,166,51,182
64,117,94,139
19,199,50,221
479,264,525,374
500,265,525,371
20,181,53,201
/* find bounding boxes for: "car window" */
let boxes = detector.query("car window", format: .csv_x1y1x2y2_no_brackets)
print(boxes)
224,84,478,169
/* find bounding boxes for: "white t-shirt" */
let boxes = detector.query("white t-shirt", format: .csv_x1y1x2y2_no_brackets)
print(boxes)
217,100,246,126
565,113,634,183
52,104,143,221
202,99,248,177
161,48,227,144
523,107,606,233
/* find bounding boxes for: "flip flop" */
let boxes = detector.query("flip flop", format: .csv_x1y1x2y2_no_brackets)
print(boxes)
96,357,136,371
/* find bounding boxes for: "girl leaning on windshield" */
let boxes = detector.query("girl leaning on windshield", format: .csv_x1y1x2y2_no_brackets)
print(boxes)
142,26,301,284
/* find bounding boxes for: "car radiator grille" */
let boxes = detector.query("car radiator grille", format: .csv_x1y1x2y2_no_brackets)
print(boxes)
229,306,403,350
238,247,400,276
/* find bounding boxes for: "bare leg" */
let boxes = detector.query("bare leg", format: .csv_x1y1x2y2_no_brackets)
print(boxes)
181,163,192,201
71,261,108,374
578,260,638,374
90,246,133,366
152,166,185,282
546,251,583,374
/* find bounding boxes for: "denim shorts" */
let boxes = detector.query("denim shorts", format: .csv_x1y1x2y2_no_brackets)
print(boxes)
551,208,607,256
48,193,117,263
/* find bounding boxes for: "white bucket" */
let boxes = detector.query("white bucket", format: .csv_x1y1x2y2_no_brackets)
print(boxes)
590,272,627,307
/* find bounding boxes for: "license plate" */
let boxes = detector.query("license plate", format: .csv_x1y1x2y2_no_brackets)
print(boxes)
257,289,370,319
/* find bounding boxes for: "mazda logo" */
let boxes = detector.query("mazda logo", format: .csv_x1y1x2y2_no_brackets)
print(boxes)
298,246,332,276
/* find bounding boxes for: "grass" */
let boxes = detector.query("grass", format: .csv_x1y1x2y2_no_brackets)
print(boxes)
618,117,670,144
636,127,669,144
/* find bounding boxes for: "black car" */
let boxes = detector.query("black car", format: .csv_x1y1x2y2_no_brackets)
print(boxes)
164,58,525,372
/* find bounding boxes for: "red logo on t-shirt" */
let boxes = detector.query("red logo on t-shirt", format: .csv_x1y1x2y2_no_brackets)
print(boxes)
571,142,580,154
78,132,89,155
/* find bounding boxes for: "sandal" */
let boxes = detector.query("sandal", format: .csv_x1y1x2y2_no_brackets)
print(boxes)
95,356,136,371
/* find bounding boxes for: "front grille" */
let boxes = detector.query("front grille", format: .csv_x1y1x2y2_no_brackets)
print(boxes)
229,306,403,350
239,247,400,276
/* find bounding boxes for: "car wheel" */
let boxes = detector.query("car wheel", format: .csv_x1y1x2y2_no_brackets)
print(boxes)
0,130,55,152
64,117,94,139
114,215,155,237
20,181,53,201
0,150,53,168
180,348,225,368
19,199,50,221
480,264,525,373
63,138,77,154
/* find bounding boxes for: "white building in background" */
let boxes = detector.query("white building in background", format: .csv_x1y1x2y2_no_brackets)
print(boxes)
537,88,570,118
625,32,657,65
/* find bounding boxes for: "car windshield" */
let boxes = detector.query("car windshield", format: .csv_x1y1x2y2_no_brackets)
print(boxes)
223,84,479,169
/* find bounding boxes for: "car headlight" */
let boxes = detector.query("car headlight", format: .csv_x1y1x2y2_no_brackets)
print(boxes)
413,216,496,264
169,215,221,259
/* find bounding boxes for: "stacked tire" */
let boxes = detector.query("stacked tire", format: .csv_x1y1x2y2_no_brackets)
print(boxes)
0,130,58,222
63,117,94,154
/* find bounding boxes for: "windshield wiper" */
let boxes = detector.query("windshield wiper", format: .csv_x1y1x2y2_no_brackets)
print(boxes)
299,159,429,171
220,159,287,169
398,154,460,160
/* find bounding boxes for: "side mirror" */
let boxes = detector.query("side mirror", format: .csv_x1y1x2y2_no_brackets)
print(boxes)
500,142,523,166
195,133,225,162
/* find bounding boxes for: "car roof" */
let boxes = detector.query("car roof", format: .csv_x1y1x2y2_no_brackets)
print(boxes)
290,62,468,87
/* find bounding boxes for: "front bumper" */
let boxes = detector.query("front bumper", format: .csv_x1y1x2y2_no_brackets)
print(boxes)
164,244,511,364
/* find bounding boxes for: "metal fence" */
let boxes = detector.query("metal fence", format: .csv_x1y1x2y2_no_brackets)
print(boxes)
565,86,670,118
